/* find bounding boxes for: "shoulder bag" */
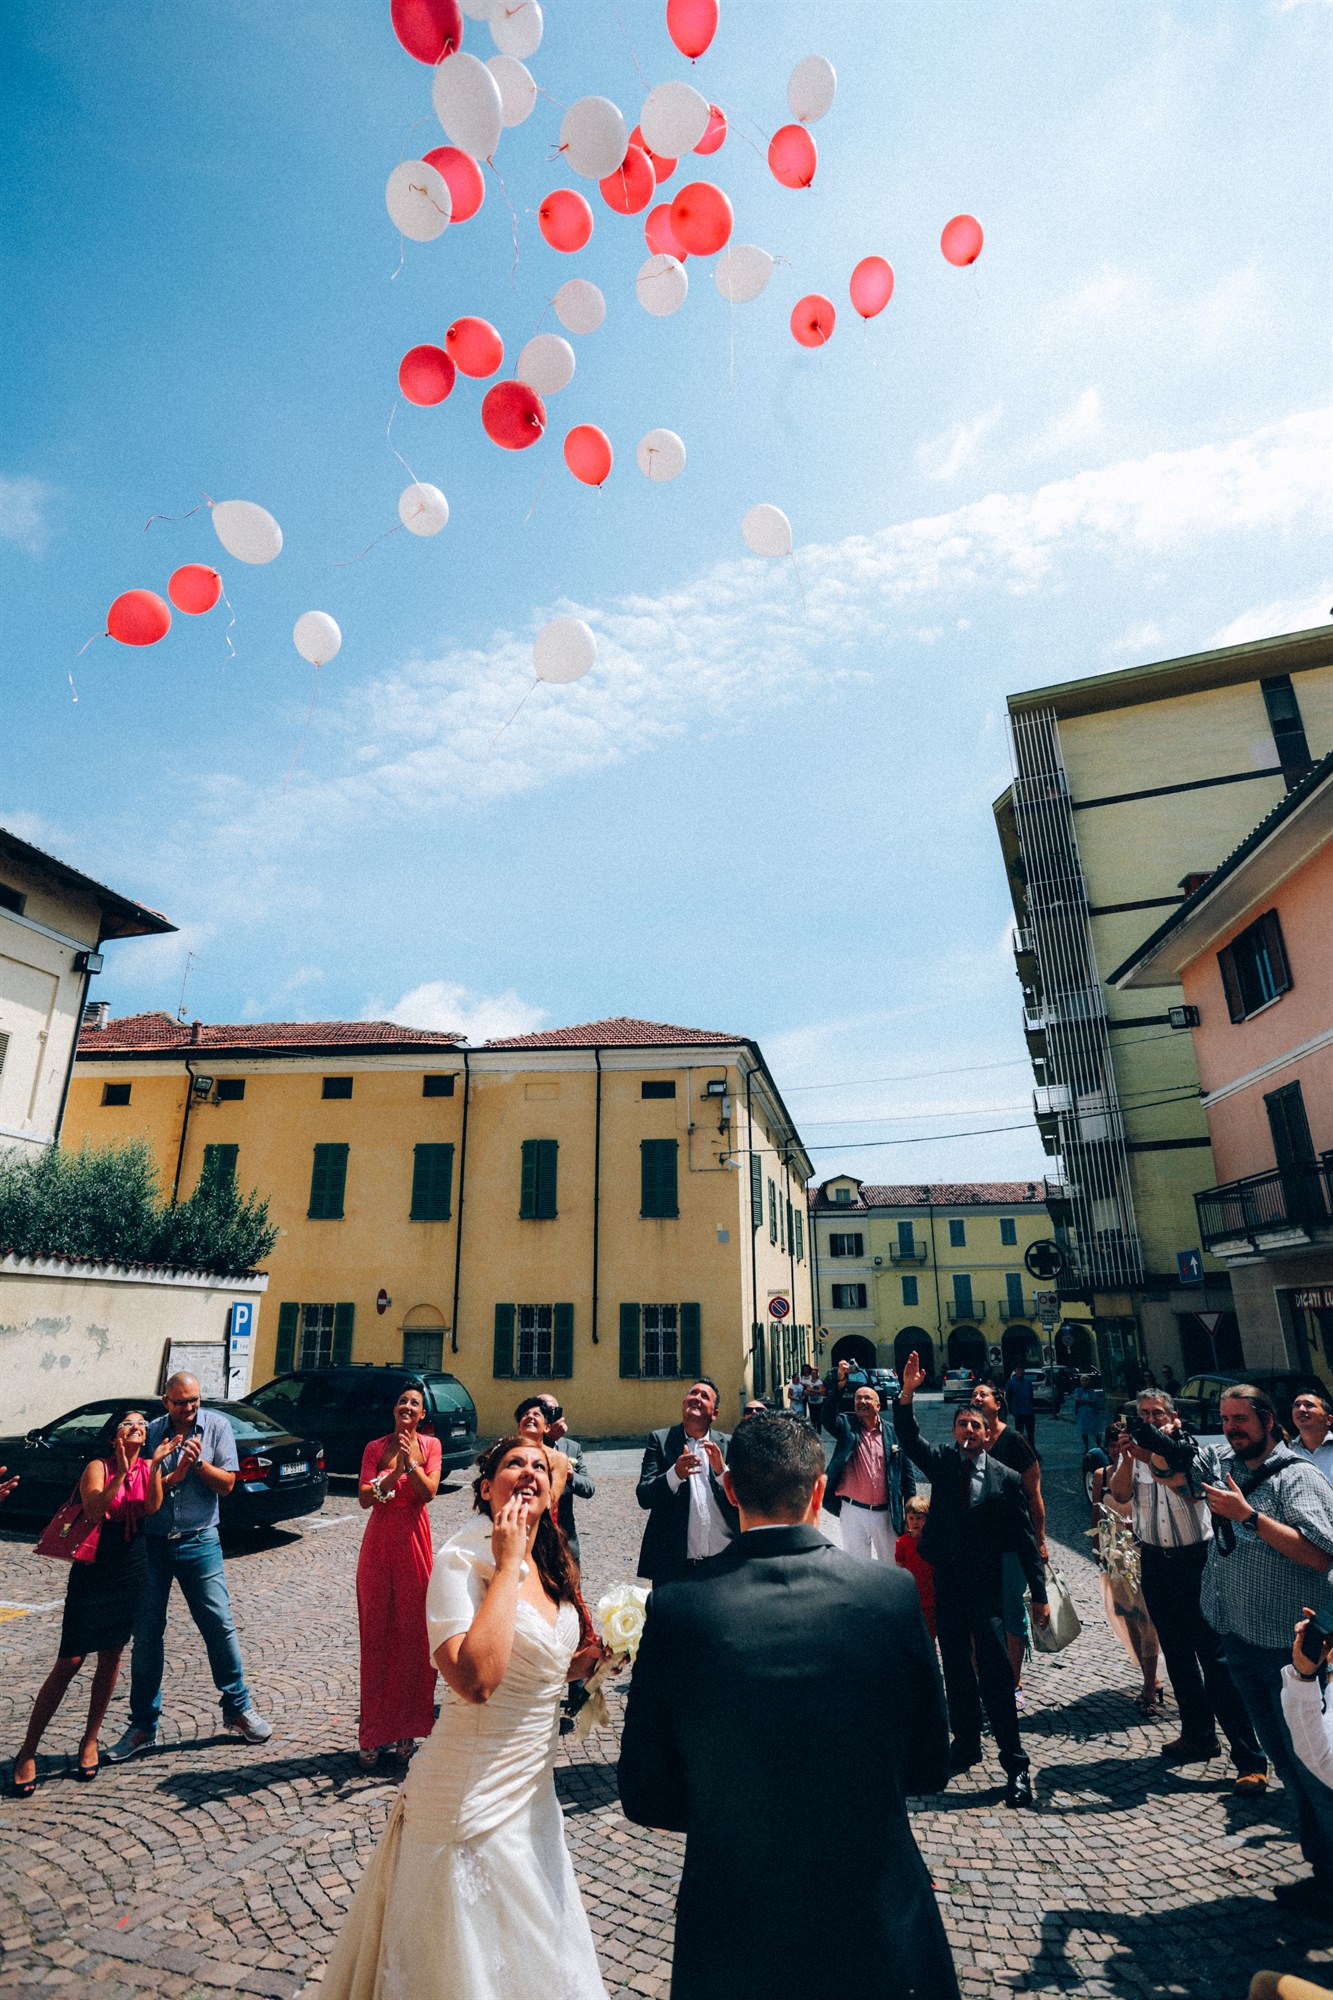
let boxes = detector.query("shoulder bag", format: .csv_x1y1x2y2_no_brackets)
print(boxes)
1029,1563,1082,1652
34,1481,103,1564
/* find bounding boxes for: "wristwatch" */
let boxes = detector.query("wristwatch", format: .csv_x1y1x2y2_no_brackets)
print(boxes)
1241,1505,1261,1535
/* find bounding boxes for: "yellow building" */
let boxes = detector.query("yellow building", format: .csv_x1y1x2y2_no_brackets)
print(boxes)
65,1012,815,1436
809,1177,1054,1386
993,623,1333,1386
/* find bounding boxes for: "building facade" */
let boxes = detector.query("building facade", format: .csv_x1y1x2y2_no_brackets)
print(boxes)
1114,749,1333,1382
66,1014,815,1437
808,1178,1053,1386
993,624,1333,1385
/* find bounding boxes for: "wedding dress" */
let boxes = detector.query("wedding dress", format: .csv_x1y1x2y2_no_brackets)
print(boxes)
322,1516,608,2000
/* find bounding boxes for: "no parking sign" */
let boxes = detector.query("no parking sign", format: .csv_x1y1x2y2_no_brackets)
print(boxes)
768,1295,790,1320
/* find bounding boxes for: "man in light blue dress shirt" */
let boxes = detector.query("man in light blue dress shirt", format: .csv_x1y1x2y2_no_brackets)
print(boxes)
106,1373,272,1760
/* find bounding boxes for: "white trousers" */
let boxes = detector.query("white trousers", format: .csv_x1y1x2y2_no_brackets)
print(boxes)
838,1504,897,1564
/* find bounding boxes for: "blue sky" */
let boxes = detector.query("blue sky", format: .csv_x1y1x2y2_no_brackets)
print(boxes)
2,0,1330,1184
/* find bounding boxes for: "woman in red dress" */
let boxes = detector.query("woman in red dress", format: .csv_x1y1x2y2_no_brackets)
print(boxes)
356,1384,443,1769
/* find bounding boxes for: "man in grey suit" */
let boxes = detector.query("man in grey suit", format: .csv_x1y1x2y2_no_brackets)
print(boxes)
635,1378,738,1584
620,1413,957,2000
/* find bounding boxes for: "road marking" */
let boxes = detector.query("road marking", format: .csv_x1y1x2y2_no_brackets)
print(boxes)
0,1599,63,1616
299,1513,361,1530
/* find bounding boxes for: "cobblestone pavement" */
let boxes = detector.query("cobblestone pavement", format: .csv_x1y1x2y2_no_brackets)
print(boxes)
2,1404,1331,1999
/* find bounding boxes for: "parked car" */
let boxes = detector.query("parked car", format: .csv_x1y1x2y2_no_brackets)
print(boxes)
868,1367,900,1406
942,1368,977,1404
1175,1369,1316,1440
0,1396,327,1535
244,1365,477,1478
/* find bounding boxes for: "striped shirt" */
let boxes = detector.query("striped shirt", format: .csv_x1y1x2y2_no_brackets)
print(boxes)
1199,1443,1333,1649
1131,1456,1212,1549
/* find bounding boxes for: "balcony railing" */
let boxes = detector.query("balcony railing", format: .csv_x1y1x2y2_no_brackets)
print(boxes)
1196,1163,1333,1255
946,1300,986,1322
997,1294,1039,1321
889,1241,928,1265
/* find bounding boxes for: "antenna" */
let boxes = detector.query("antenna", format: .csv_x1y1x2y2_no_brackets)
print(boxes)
176,949,197,1023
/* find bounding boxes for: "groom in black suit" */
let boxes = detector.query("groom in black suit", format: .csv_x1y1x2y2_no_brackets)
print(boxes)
620,1413,958,2000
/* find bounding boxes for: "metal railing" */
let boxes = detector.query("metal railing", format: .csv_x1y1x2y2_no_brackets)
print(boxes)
946,1300,986,1322
997,1294,1039,1320
1196,1163,1333,1252
889,1241,928,1264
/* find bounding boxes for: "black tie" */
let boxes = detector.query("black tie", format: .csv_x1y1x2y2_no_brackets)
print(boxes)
960,1458,973,1512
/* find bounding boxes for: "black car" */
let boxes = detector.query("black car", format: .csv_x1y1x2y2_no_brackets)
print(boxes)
244,1365,477,1478
0,1396,327,1535
1175,1369,1316,1439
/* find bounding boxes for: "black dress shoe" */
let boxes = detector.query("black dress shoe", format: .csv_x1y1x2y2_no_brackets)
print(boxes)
1273,1876,1333,1918
948,1742,982,1774
1158,1735,1221,1764
1004,1769,1034,1809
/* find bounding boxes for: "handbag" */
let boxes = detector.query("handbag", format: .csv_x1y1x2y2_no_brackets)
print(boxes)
1029,1563,1081,1653
34,1484,102,1565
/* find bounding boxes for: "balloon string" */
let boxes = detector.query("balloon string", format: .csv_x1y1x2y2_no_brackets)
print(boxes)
488,677,538,754
410,181,451,221
970,262,990,337
486,160,521,289
523,469,548,524
787,550,808,615
728,293,735,396
144,501,206,532
535,85,568,111
283,668,321,789
220,585,237,659
387,400,420,485
69,630,102,702
398,112,431,167
334,521,405,567
610,6,651,90
390,231,405,282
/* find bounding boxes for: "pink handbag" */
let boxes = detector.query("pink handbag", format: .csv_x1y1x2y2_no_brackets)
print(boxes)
34,1484,102,1564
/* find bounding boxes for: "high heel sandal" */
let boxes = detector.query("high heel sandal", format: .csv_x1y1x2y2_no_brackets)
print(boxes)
9,1763,37,1799
1134,1685,1164,1714
75,1756,100,1782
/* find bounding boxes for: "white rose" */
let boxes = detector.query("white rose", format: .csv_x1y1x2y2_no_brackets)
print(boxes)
594,1584,649,1659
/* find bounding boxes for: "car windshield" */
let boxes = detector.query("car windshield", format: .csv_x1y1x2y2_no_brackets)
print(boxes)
207,1401,293,1444
431,1380,475,1414
246,1379,302,1423
44,1406,119,1443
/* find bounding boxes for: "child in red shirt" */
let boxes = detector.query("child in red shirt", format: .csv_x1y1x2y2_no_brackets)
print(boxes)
895,1495,936,1639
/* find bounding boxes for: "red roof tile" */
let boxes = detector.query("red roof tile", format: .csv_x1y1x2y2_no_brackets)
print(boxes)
484,1015,747,1050
810,1179,1046,1211
77,1013,464,1055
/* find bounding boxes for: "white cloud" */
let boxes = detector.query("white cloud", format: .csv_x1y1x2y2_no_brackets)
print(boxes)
1041,387,1104,456
916,403,1004,481
1102,620,1167,663
0,475,55,555
239,964,325,1021
366,980,546,1044
1207,587,1333,649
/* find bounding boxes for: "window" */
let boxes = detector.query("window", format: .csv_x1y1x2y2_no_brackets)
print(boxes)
322,1075,353,1099
493,1302,574,1379
1005,1272,1026,1314
641,1079,676,1099
618,1301,701,1379
216,1077,245,1101
897,1220,916,1254
0,882,26,915
102,1081,132,1106
201,1143,238,1188
953,1274,974,1315
828,1232,864,1258
902,1275,919,1307
403,1327,444,1371
410,1142,454,1221
519,1139,559,1219
785,1198,794,1253
308,1143,349,1219
779,1196,786,1252
0,1031,7,1085
833,1186,853,1205
793,1209,804,1262
298,1303,336,1369
749,1152,763,1229
768,1179,778,1244
831,1283,868,1309
1219,910,1292,1021
274,1300,355,1372
1262,674,1313,788
422,1074,455,1098
1000,1217,1017,1246
641,1139,679,1218
948,1219,966,1247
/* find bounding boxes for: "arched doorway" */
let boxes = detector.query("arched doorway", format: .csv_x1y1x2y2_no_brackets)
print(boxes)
1053,1321,1095,1372
947,1327,987,1375
1001,1326,1043,1374
895,1328,935,1386
830,1333,877,1374
401,1303,448,1373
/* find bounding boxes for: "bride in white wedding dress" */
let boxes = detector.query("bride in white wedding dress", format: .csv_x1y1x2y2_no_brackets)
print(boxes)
322,1435,611,2000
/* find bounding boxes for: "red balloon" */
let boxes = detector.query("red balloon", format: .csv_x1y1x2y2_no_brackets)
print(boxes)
694,104,727,155
644,202,688,260
168,565,222,615
563,424,613,487
941,213,984,266
669,180,732,257
422,144,485,223
849,255,895,319
391,0,463,63
538,189,594,252
399,343,457,405
768,123,817,188
666,0,718,60
790,294,836,347
600,145,655,216
107,590,171,647
629,125,676,184
446,316,503,378
481,380,547,450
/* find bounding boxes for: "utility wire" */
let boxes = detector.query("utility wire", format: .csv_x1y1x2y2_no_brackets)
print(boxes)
779,1025,1189,1098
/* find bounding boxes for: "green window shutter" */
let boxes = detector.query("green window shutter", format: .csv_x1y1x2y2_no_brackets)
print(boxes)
641,1139,678,1217
202,1143,238,1189
768,1180,778,1244
553,1302,574,1378
752,1322,766,1395
309,1143,348,1219
493,1303,515,1378
794,1209,804,1262
537,1139,559,1219
619,1303,641,1378
410,1142,454,1221
680,1302,701,1380
275,1301,298,1373
749,1151,763,1229
520,1140,539,1218
332,1302,355,1366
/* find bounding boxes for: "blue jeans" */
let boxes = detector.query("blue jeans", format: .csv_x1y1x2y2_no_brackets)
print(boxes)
1224,1634,1333,1882
130,1529,251,1733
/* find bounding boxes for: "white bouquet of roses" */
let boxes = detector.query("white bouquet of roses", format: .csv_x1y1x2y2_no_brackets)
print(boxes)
572,1584,649,1742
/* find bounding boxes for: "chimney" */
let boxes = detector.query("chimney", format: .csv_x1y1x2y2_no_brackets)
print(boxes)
190,1018,203,1045
82,1001,110,1031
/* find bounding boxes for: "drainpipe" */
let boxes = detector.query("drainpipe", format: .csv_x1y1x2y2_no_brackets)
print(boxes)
929,1192,944,1377
591,1048,602,1344
746,1066,759,1389
172,1056,199,1204
54,964,94,1148
450,1050,471,1355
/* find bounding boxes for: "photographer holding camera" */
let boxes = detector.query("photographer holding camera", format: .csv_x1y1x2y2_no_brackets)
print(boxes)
1282,1609,1333,1794
1108,1388,1267,1788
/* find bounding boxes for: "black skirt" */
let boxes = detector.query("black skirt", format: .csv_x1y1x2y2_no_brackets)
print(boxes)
58,1523,147,1658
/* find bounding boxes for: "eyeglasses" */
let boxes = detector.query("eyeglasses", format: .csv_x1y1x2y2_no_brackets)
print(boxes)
167,1397,200,1408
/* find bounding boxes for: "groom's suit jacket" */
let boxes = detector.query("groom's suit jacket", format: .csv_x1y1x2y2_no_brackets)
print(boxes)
634,1424,738,1584
618,1524,958,2000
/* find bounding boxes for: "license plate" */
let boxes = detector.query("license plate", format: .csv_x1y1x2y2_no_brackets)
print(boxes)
279,1461,308,1479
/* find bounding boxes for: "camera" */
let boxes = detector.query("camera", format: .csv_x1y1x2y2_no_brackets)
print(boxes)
1128,1414,1203,1485
1302,1614,1333,1665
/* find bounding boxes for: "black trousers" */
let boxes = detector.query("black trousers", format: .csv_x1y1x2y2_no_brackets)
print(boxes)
1137,1541,1265,1772
935,1576,1027,1774
1013,1413,1036,1448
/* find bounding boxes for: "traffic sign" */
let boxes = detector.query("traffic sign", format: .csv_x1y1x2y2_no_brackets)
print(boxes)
376,1288,391,1315
1176,1249,1204,1285
1024,1239,1066,1281
1037,1290,1060,1328
768,1295,791,1320
1194,1310,1226,1336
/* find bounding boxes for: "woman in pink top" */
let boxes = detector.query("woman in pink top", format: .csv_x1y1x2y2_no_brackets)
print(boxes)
356,1383,443,1769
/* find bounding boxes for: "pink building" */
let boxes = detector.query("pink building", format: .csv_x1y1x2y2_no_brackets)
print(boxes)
1114,750,1333,1382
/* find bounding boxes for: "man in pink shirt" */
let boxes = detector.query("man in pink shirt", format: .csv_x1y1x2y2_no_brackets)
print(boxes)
822,1384,915,1563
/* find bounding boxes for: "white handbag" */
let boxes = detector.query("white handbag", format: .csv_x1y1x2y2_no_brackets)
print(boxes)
1029,1564,1081,1652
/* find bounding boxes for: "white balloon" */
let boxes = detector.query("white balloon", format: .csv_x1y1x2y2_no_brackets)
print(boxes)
560,96,628,179
741,505,792,558
637,429,686,482
385,159,451,242
534,615,596,684
788,54,836,122
211,499,282,566
487,53,536,126
432,51,503,162
293,611,342,665
553,278,606,334
399,482,449,536
714,243,775,304
460,0,491,15
489,0,542,59
517,333,575,396
636,253,688,317
639,80,710,156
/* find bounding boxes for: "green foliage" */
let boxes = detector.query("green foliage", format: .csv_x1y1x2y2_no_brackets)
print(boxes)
0,1140,278,1275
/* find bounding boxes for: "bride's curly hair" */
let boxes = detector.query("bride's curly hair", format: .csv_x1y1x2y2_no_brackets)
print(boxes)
472,1435,588,1634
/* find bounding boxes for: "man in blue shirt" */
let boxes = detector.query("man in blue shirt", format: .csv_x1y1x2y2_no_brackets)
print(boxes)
1005,1362,1037,1448
105,1373,272,1760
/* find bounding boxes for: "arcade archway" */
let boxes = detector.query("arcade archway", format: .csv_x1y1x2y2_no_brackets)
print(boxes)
947,1327,987,1374
829,1333,877,1373
894,1328,935,1386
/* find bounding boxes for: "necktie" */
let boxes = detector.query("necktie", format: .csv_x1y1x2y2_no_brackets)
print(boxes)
960,1458,973,1512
